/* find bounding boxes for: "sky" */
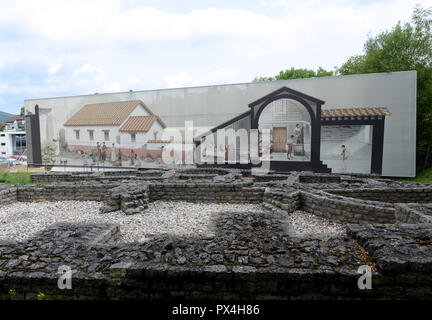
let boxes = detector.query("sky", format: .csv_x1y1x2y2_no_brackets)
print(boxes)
0,0,430,114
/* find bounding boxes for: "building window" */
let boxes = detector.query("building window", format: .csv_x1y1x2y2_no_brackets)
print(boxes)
131,133,136,143
75,131,80,140
273,99,285,114
0,134,4,137
1,152,5,155
104,131,109,141
1,143,5,146
89,131,94,140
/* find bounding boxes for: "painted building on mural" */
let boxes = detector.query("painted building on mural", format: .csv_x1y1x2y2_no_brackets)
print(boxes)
24,70,416,176
195,86,391,175
61,100,167,166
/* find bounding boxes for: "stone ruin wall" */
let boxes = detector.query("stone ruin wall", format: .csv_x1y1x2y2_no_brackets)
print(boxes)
0,169,431,299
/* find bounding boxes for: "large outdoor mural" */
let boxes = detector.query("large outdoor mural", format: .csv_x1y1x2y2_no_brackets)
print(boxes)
29,86,392,175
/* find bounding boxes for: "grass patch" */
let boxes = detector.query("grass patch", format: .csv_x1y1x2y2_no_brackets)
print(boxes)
0,172,47,185
397,168,432,184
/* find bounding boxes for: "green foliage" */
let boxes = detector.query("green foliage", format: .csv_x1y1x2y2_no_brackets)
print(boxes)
8,289,16,300
20,106,25,116
0,172,51,185
399,167,432,184
336,55,367,75
338,5,432,172
253,66,334,82
252,76,274,82
41,140,57,164
0,172,32,185
36,292,46,300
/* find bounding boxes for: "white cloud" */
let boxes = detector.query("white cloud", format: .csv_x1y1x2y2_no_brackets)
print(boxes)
164,72,194,88
103,82,122,92
48,63,62,74
207,68,241,83
164,67,242,88
73,64,103,77
0,0,425,111
0,0,419,56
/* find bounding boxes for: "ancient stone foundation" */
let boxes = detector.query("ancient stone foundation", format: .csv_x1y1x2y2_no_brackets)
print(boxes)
0,169,431,300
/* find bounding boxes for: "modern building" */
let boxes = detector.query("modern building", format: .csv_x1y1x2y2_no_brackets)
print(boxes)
0,129,26,157
24,70,417,176
1,115,25,131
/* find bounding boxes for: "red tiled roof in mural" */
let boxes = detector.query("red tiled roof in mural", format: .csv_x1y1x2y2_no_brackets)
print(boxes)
119,116,166,133
321,107,391,118
63,100,156,126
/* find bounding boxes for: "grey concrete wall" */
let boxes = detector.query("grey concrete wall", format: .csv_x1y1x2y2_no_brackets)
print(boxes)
24,71,417,177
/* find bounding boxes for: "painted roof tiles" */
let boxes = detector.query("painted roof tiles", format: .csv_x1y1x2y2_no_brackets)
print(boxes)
321,107,391,118
63,100,153,126
119,115,166,133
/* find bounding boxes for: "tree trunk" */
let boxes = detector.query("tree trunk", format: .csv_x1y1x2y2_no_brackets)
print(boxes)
424,144,431,170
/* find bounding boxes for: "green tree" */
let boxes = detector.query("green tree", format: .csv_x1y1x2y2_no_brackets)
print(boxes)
338,5,432,171
20,107,25,116
41,140,57,164
253,66,334,82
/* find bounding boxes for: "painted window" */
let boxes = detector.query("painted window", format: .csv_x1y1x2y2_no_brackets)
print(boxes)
89,131,94,140
273,99,285,114
75,131,80,140
131,133,136,143
104,131,109,141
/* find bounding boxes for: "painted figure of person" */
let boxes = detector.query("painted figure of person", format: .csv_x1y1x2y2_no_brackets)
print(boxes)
135,153,141,167
294,124,302,144
102,142,107,162
341,145,349,173
111,143,117,163
286,135,294,160
90,149,96,163
130,149,135,165
227,144,235,162
96,142,102,161
118,149,122,162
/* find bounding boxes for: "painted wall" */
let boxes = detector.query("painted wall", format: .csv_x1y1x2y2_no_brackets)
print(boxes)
24,71,416,176
321,125,372,174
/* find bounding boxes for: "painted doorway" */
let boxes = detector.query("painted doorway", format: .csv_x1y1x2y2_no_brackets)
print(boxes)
273,127,287,152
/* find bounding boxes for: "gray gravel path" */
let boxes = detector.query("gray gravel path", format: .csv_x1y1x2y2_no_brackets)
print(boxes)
0,201,264,242
0,201,346,243
289,210,346,237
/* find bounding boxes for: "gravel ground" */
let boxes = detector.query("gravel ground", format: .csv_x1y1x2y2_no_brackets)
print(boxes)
0,201,346,243
0,200,265,243
289,210,346,237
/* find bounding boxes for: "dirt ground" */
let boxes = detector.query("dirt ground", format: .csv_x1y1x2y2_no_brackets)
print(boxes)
0,164,47,173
